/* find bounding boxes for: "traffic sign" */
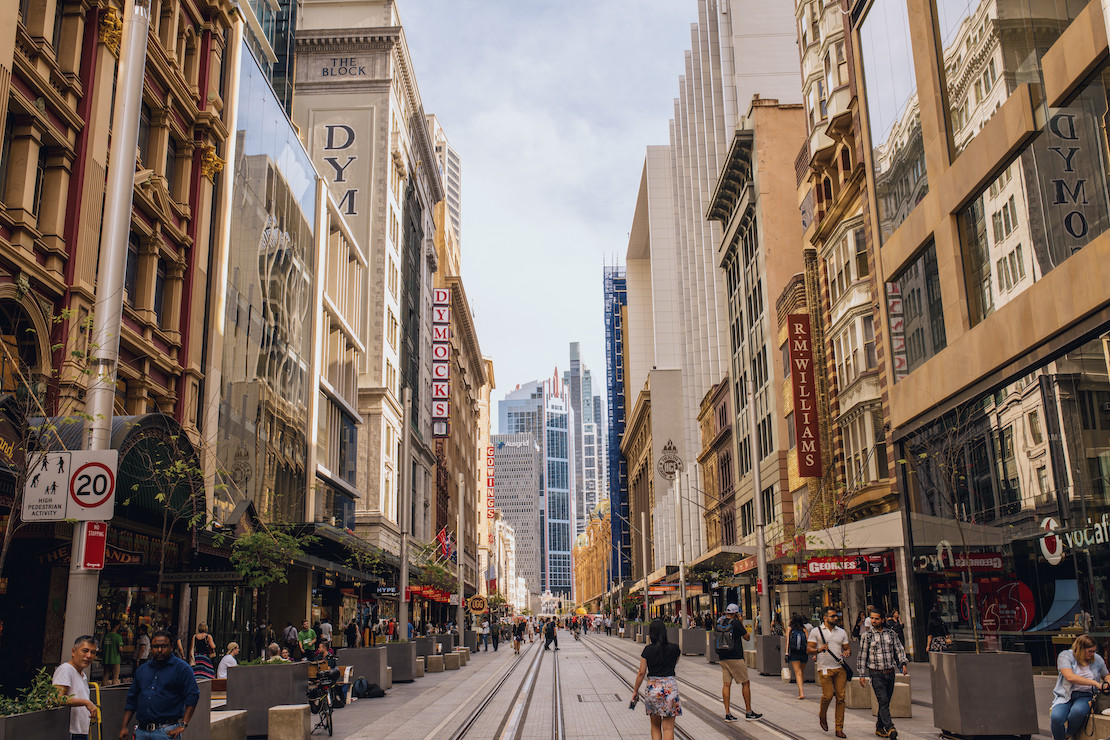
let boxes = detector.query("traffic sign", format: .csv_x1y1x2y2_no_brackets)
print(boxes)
468,595,488,613
83,522,107,569
21,450,119,521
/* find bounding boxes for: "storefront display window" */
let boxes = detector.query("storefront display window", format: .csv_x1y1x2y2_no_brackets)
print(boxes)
957,67,1110,325
901,330,1110,665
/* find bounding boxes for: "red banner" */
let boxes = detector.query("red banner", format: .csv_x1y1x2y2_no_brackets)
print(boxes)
788,314,822,477
802,554,892,580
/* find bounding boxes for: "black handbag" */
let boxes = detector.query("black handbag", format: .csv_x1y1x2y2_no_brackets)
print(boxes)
817,625,854,680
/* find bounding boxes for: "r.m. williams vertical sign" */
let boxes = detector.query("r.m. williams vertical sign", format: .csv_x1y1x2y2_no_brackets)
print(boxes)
788,314,822,477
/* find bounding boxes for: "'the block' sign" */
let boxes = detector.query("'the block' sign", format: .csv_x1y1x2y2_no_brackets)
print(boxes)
432,289,451,437
788,313,822,477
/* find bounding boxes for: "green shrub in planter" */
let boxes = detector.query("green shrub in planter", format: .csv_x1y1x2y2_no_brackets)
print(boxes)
0,669,71,740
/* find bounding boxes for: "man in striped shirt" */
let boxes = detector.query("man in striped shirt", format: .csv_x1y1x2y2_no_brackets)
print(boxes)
858,608,908,739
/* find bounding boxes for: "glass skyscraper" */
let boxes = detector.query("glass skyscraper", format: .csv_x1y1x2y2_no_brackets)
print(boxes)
603,266,630,584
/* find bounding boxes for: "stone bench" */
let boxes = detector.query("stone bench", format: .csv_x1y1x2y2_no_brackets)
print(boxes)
846,677,872,709
1084,711,1110,738
267,704,309,740
635,634,644,643
386,666,392,689
426,654,445,672
458,646,471,661
210,709,247,740
415,657,425,677
743,649,757,667
870,682,912,718
445,652,461,670
454,649,467,666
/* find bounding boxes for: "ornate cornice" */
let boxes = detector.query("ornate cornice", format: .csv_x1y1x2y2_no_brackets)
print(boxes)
199,144,224,180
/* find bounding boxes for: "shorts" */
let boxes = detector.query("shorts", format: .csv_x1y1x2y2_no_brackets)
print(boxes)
720,658,749,684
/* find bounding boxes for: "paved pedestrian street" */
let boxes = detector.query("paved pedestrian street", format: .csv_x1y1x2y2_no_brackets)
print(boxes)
295,632,1061,740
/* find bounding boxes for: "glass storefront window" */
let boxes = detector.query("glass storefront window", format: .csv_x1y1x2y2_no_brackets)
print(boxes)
860,0,928,242
903,330,1110,664
886,243,946,380
936,0,1090,158
957,67,1110,324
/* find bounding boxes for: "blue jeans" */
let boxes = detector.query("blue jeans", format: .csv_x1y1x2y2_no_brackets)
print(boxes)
480,633,489,649
870,672,896,730
1051,695,1093,740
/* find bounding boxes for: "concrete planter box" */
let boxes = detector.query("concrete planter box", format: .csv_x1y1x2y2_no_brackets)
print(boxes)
336,646,389,691
0,708,71,739
433,633,456,654
754,634,782,676
463,631,479,653
680,629,706,655
413,636,436,660
665,626,680,646
99,678,212,739
385,641,418,683
706,631,719,663
227,662,309,736
930,651,1039,737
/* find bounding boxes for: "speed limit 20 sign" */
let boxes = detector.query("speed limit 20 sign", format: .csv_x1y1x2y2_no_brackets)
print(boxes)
21,450,119,521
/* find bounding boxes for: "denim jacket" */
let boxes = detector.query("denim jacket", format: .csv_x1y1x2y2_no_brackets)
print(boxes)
1052,649,1107,708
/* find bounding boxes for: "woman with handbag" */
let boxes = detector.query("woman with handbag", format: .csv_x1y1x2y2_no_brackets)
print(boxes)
785,613,810,700
1050,634,1108,740
926,608,952,653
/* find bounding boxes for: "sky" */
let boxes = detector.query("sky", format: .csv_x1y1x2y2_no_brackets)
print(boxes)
400,1,698,426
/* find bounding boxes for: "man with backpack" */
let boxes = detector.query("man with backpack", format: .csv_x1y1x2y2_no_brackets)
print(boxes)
715,603,761,721
543,618,559,651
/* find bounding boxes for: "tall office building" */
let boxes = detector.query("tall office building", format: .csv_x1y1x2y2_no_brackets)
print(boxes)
428,115,462,246
293,1,444,563
603,266,631,582
565,343,605,536
499,374,575,598
491,433,542,598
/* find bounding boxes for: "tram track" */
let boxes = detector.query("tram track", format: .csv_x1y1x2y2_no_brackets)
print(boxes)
582,635,811,740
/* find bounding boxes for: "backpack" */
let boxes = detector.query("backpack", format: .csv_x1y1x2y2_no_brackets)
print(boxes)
789,627,806,654
352,676,386,698
714,619,737,653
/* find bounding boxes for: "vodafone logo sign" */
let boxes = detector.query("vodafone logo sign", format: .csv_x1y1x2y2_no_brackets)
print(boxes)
1039,517,1064,566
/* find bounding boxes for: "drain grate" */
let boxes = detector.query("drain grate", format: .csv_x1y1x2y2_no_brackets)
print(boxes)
576,693,622,702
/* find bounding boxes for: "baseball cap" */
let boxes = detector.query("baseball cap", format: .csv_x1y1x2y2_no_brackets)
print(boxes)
725,604,740,614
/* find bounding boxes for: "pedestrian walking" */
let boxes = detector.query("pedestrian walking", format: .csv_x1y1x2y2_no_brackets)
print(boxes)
53,634,99,740
888,610,905,644
714,603,760,721
135,624,151,669
216,642,239,680
512,619,525,654
1050,634,1109,740
119,630,200,739
925,608,952,653
543,618,559,651
318,615,333,647
253,621,274,660
808,605,851,738
344,618,360,648
190,623,216,680
492,619,500,652
480,618,491,650
785,613,809,700
103,621,123,686
283,622,299,655
857,608,908,739
631,620,682,740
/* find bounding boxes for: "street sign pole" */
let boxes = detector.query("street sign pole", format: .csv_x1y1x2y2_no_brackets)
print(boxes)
457,472,465,635
397,388,412,641
748,377,771,636
677,475,688,629
62,0,151,659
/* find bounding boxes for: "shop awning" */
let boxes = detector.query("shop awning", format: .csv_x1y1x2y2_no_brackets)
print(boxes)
802,511,906,552
687,544,757,571
906,512,1009,549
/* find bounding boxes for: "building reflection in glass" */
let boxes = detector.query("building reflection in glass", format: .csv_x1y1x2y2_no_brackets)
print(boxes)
859,0,928,242
901,331,1110,663
957,64,1110,325
217,42,318,522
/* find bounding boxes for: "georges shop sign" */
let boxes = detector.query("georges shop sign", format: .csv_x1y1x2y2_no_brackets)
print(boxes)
1039,514,1110,565
787,314,822,476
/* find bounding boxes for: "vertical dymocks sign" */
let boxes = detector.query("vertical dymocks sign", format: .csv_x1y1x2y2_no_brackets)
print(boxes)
432,289,451,437
788,314,822,477
486,446,496,540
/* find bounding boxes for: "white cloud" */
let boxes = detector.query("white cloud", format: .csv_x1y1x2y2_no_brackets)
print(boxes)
401,0,696,415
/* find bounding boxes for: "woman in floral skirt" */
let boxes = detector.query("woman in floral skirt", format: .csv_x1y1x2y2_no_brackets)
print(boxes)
631,619,682,740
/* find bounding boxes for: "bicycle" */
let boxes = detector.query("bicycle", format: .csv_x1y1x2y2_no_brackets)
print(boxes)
307,663,341,736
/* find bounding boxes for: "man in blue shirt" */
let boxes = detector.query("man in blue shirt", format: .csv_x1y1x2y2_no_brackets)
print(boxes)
119,631,199,739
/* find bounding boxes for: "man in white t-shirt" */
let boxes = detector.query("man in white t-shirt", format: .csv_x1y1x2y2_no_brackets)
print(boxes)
52,635,99,740
808,606,852,738
319,616,333,645
217,642,240,679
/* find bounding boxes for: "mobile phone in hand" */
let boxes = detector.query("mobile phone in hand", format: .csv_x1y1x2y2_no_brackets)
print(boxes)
629,697,639,710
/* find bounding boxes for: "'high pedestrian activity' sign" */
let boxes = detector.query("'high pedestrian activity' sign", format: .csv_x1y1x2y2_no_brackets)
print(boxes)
21,450,119,521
